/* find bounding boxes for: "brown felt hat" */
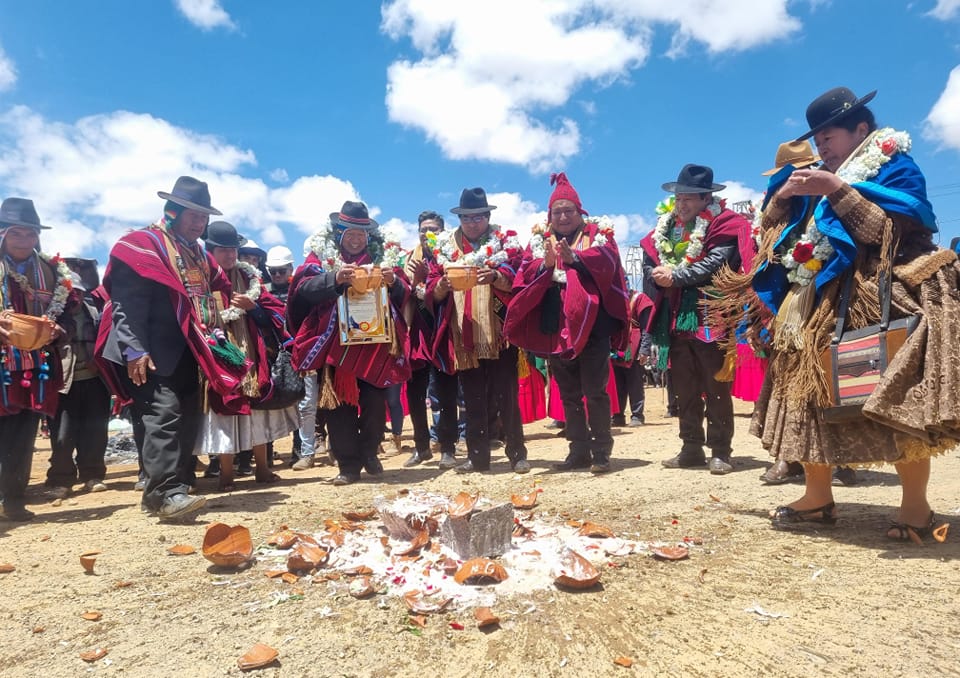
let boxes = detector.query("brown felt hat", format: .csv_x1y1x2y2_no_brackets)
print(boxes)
760,140,821,176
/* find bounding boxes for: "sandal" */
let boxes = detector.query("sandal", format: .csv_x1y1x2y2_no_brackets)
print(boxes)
255,472,282,485
886,511,936,543
770,501,837,529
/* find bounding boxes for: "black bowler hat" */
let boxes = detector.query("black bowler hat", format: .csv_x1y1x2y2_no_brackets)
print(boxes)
0,197,50,230
797,86,877,141
450,187,497,215
204,221,247,250
661,164,726,194
157,176,222,215
329,200,379,231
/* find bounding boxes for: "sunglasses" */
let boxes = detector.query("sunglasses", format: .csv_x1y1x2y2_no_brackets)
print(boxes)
268,268,290,275
459,214,488,224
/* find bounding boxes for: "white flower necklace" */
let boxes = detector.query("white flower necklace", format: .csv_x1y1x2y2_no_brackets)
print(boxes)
220,260,262,323
777,128,910,287
3,252,72,321
427,227,522,268
651,198,722,270
529,216,616,284
836,127,910,185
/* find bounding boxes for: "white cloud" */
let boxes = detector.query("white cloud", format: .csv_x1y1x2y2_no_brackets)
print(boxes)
381,0,801,170
928,0,960,20
174,0,236,31
269,167,289,183
0,106,367,258
0,44,16,91
717,180,764,210
925,65,960,152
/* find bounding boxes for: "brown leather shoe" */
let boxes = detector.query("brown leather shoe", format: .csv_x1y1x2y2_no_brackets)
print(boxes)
760,460,803,485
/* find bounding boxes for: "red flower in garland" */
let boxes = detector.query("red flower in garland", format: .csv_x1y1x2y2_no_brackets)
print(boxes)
451,250,460,262
880,137,898,156
485,245,494,256
792,241,815,264
505,229,517,238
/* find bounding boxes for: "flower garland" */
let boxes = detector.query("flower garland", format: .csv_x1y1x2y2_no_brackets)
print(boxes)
220,260,263,323
426,227,522,269
651,197,723,270
304,220,387,272
3,252,72,321
379,224,407,269
775,128,909,287
528,216,616,284
836,127,910,185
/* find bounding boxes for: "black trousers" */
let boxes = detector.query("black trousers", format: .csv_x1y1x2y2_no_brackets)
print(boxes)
46,377,111,487
326,380,385,475
613,361,646,420
459,346,526,469
407,364,458,455
122,353,200,510
0,411,41,510
550,334,614,460
669,337,734,458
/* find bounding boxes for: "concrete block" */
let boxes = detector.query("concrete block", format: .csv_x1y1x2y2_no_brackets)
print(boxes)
440,502,514,559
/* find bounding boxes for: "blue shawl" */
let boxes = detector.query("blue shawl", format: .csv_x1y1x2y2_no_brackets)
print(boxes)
753,151,936,314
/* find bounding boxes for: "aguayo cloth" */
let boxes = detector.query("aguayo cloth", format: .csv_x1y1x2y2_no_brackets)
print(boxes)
94,225,249,411
505,221,630,360
0,254,66,416
427,229,521,373
750,167,960,468
640,208,753,342
288,250,411,406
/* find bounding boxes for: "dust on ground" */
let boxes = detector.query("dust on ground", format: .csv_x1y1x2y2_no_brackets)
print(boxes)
2,395,959,678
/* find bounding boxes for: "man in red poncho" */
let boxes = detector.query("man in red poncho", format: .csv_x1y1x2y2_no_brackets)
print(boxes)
0,198,74,521
505,173,629,473
640,164,753,475
97,176,245,521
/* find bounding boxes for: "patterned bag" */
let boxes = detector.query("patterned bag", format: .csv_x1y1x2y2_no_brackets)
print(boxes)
820,263,918,423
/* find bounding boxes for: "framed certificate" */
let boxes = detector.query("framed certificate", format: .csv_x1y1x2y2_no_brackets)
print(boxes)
337,285,393,345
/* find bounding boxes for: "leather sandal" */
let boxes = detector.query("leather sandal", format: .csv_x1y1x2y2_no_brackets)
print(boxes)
770,501,837,529
887,511,936,543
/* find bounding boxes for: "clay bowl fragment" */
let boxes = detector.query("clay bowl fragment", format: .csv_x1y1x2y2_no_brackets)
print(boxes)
342,509,377,521
394,529,430,556
0,563,15,574
474,607,500,628
511,488,542,510
349,576,377,599
553,548,601,589
167,544,196,556
79,551,101,574
403,590,452,614
577,521,615,538
343,564,373,576
454,558,509,585
237,643,279,671
448,491,480,518
201,523,253,568
80,611,103,622
266,529,299,549
440,557,459,576
933,522,950,543
652,545,689,561
286,542,327,572
79,648,108,662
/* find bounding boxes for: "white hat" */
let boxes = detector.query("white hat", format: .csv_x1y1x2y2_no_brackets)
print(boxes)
266,245,295,268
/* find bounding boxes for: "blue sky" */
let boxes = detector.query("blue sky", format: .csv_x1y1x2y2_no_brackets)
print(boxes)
2,0,960,269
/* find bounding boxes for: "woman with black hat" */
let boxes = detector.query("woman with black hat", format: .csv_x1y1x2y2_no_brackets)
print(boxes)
287,201,411,486
195,221,296,492
748,86,960,539
0,198,74,521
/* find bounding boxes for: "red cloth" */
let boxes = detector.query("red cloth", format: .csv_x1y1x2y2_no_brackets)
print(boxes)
546,367,620,421
425,228,523,375
731,343,767,403
505,221,630,359
639,207,753,336
288,251,411,397
94,227,249,412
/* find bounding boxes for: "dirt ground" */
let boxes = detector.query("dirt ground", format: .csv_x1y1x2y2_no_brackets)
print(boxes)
2,392,959,678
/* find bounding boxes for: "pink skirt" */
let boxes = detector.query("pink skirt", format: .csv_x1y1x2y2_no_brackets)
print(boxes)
731,343,767,403
547,365,620,422
518,368,547,424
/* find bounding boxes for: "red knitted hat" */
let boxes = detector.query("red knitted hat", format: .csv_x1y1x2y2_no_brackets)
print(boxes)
548,172,588,216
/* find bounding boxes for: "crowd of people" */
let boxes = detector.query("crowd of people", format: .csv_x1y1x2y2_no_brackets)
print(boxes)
1,85,958,543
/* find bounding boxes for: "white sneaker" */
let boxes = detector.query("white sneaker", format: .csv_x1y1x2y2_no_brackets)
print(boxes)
84,479,108,493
